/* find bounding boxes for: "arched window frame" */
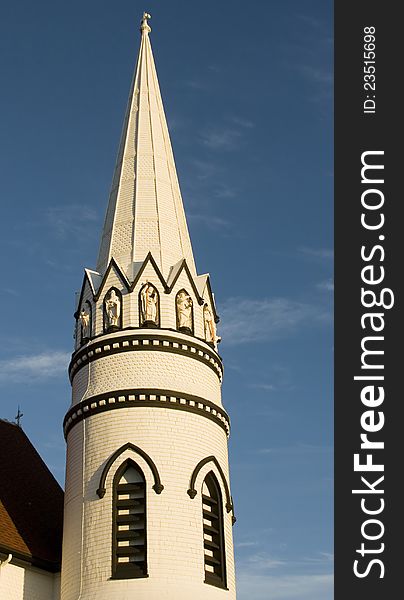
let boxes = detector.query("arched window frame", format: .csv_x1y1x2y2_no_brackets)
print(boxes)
175,288,194,335
103,287,123,333
202,470,227,589
138,283,160,328
111,458,148,580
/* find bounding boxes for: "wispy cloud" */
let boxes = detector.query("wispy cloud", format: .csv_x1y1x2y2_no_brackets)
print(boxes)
167,115,189,134
237,571,333,600
2,287,20,297
249,383,277,392
249,365,294,394
40,433,66,451
46,204,98,239
317,278,334,292
184,161,238,203
200,128,242,150
295,13,334,46
237,550,333,599
299,65,333,86
249,554,288,569
229,116,255,129
295,13,326,30
0,351,70,384
219,297,330,345
297,61,333,109
189,158,220,181
299,247,334,260
236,541,260,549
214,185,238,199
258,444,333,456
188,213,231,230
304,552,334,564
184,78,209,91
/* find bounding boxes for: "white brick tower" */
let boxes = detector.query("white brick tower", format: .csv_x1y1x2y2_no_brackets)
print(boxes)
61,13,236,600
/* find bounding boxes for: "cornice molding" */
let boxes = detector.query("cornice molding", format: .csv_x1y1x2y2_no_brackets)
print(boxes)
64,389,230,438
69,331,223,383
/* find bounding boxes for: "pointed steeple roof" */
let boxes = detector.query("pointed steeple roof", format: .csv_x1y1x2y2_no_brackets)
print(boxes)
97,13,196,278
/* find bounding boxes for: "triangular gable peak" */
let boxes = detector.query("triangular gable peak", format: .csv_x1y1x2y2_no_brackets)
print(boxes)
194,273,208,298
85,268,103,296
166,259,204,305
167,259,183,288
79,254,205,306
130,252,168,293
94,258,131,302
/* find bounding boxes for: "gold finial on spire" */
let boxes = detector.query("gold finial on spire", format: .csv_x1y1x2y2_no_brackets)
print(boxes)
140,12,151,35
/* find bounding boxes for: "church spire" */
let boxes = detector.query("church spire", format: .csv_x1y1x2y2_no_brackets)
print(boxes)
64,16,236,598
97,12,196,278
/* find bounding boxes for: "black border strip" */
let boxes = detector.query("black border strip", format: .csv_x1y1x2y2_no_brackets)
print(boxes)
335,2,401,597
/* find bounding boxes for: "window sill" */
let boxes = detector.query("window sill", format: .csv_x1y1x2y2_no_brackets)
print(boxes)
204,577,228,590
109,574,149,580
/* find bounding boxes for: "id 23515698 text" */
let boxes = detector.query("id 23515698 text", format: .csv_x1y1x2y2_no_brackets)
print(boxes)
363,26,376,114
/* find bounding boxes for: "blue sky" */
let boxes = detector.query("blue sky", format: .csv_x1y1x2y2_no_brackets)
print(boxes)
0,1,333,598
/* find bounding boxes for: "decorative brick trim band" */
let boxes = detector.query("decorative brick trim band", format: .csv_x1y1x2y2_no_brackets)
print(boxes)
63,389,230,438
69,332,223,383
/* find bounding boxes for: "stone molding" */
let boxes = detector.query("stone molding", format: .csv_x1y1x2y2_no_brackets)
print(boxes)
69,331,223,383
96,442,164,498
64,388,231,438
187,455,236,525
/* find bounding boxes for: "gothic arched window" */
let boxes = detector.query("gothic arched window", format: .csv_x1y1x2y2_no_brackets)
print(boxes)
175,289,194,334
202,471,227,588
139,283,160,328
112,459,147,579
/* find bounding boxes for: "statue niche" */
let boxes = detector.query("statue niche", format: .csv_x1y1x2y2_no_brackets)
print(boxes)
176,289,193,334
139,282,159,328
79,301,92,344
104,288,122,332
203,303,218,348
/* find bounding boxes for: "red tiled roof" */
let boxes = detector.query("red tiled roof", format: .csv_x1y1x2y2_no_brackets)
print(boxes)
0,419,64,571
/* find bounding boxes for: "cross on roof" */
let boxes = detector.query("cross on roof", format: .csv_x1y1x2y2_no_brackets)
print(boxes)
15,406,24,427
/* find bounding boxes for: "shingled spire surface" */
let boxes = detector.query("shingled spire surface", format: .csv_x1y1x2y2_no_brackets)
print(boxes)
96,14,196,278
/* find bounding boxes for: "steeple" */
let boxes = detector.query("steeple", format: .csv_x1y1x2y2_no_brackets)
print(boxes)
62,15,236,600
97,12,196,278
